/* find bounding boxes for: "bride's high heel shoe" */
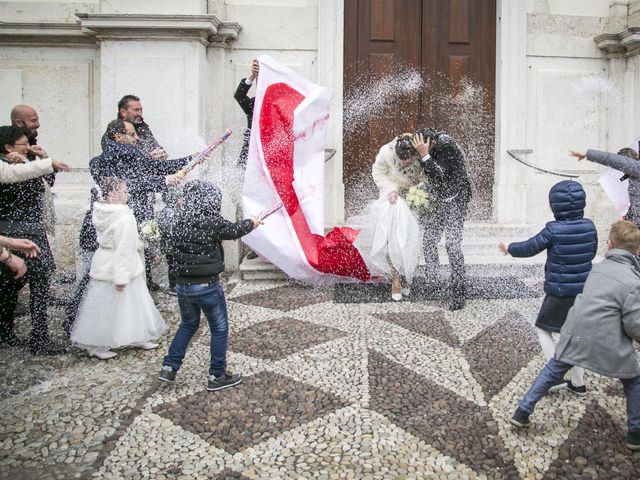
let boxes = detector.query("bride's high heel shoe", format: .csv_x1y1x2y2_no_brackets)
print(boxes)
391,274,402,302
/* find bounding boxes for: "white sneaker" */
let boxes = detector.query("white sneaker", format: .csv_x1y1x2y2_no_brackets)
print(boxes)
391,292,402,301
133,341,159,350
401,287,411,297
88,349,117,360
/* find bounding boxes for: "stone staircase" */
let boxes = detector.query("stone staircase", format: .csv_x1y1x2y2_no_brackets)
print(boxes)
239,222,548,281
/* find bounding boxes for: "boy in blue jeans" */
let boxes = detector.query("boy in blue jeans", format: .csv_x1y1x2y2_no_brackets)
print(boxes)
158,180,261,391
510,220,640,450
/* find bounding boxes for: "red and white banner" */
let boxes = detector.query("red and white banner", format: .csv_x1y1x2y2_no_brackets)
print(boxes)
242,55,370,283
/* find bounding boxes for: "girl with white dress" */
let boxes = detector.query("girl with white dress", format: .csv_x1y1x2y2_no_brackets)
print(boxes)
70,177,166,359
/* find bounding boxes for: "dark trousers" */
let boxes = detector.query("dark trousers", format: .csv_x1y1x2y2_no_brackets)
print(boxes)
422,198,469,298
0,234,54,344
166,254,176,288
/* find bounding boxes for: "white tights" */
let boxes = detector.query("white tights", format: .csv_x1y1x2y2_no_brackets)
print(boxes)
536,327,585,387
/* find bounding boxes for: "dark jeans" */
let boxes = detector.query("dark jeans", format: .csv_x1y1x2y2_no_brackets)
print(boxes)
0,233,54,345
163,281,228,377
422,197,469,297
520,357,640,432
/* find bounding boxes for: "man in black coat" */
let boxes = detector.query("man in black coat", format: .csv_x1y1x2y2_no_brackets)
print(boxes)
234,59,259,168
91,119,191,290
100,95,166,159
410,129,472,310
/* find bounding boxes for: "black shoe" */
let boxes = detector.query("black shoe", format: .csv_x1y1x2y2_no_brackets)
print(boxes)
158,365,177,384
449,297,466,311
30,340,68,355
626,430,640,450
147,281,161,292
548,379,569,393
207,371,242,391
566,380,587,397
510,407,531,428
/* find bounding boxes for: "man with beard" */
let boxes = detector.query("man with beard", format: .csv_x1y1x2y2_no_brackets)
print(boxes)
90,119,190,290
100,96,178,290
101,95,167,159
410,129,472,311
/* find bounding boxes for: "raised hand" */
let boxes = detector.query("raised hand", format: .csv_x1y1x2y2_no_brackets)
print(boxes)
6,254,27,279
569,151,586,161
251,217,264,229
52,160,70,172
411,133,435,158
249,59,260,81
5,152,28,164
6,238,41,258
27,145,48,158
499,241,509,256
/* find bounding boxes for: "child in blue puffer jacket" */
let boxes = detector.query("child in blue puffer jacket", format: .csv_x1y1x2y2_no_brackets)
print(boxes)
499,180,598,395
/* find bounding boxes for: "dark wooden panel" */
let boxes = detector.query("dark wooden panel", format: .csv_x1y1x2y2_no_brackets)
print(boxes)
448,55,469,87
370,0,396,41
448,0,469,44
344,0,496,218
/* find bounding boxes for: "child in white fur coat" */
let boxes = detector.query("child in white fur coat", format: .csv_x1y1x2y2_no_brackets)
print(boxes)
70,177,166,359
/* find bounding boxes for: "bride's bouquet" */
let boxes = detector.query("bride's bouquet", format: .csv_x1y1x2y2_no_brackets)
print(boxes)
140,219,161,244
399,182,433,216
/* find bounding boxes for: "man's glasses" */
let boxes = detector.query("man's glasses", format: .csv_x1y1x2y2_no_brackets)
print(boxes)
13,143,29,146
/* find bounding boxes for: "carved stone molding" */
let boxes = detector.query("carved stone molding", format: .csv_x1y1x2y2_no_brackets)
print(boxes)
0,14,241,48
76,13,241,47
595,26,640,57
0,22,93,47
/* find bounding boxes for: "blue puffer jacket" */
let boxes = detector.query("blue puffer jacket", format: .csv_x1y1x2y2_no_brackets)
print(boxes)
508,180,598,297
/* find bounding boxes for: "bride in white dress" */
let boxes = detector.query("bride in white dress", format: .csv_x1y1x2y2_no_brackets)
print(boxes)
354,134,426,301
70,177,166,359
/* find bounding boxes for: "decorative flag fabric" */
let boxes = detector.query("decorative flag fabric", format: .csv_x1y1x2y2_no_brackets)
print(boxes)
599,168,629,216
242,55,370,283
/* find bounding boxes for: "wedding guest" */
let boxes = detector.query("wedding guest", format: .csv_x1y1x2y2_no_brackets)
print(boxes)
499,180,597,395
70,177,166,360
234,59,259,169
0,126,65,354
511,220,640,451
158,180,261,390
92,118,190,291
571,148,640,226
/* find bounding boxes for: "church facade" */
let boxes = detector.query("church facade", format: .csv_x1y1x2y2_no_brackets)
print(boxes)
0,0,639,269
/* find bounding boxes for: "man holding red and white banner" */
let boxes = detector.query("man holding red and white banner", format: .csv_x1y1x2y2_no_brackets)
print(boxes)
241,55,370,284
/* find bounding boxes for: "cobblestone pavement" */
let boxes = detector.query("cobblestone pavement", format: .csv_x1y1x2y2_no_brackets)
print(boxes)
1,276,640,479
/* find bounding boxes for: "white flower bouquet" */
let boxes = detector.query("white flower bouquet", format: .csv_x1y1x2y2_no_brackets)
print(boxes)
399,182,433,216
140,220,161,243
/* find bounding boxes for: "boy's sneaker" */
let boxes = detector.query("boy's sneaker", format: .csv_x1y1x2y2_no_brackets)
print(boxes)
510,407,531,428
207,371,242,391
566,381,587,397
548,379,569,393
158,365,177,384
626,430,640,450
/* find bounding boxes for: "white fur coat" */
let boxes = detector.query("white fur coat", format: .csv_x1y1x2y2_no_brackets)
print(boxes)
371,139,426,197
89,202,144,285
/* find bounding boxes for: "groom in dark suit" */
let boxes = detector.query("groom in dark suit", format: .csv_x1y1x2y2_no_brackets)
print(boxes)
411,129,472,310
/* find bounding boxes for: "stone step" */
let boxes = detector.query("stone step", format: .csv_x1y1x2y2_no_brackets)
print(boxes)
239,222,550,280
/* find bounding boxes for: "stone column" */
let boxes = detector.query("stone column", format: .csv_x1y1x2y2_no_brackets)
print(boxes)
494,0,528,224
317,0,345,227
